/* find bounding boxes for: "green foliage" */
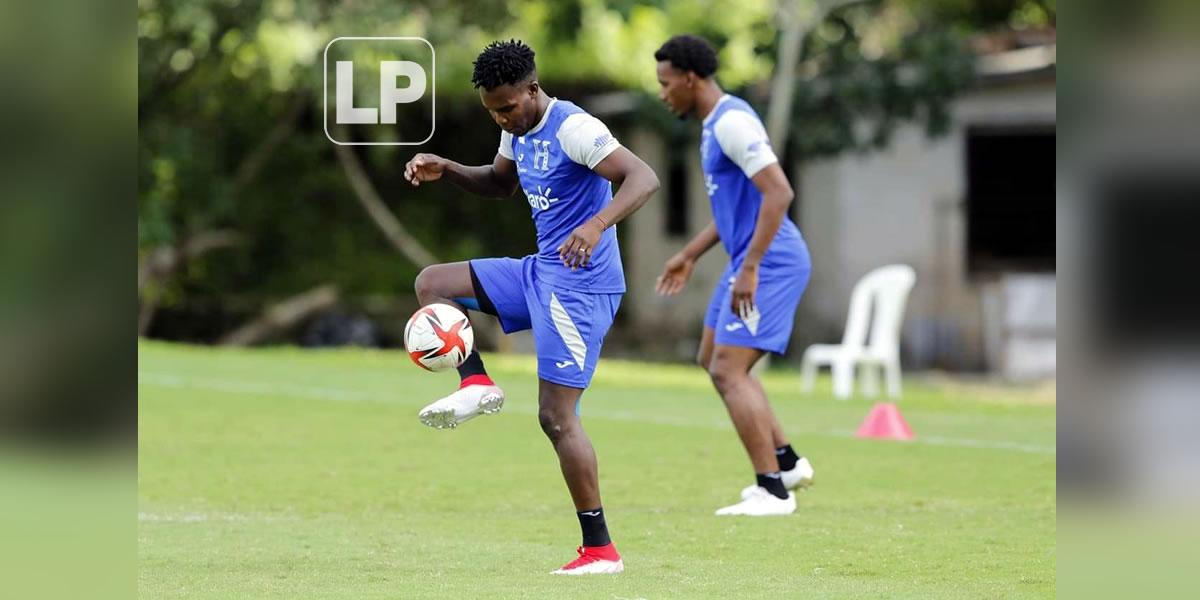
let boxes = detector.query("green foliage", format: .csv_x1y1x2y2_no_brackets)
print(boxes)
136,0,1032,336
787,2,978,159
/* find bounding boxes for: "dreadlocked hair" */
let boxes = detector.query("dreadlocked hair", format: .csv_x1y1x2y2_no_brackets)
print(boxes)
471,39,536,90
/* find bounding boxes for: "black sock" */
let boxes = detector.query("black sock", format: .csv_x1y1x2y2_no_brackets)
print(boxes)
756,472,789,499
455,350,487,380
775,444,800,471
576,507,611,547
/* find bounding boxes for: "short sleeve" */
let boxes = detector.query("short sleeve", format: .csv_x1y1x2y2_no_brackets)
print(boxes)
557,113,621,169
497,130,514,160
712,110,778,178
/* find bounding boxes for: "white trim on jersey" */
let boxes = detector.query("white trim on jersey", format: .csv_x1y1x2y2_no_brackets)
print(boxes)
713,109,779,178
497,130,514,159
557,113,621,169
525,98,559,136
549,293,588,370
702,94,732,126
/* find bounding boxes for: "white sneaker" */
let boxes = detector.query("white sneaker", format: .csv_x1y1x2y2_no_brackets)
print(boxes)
741,457,814,500
417,384,505,429
716,487,796,516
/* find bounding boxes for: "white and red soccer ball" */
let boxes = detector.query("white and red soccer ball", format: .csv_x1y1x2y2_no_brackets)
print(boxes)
404,303,474,371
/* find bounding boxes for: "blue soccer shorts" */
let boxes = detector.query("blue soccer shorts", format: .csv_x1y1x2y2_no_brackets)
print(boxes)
469,256,621,389
704,260,810,355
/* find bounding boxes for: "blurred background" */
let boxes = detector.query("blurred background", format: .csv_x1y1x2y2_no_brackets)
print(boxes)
136,0,1057,381
14,0,1200,596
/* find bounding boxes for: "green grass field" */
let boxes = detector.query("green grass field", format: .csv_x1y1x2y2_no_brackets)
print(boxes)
138,341,1055,598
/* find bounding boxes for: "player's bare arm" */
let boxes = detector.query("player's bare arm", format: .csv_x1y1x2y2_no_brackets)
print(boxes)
403,151,519,198
656,220,720,296
556,147,660,269
730,162,793,315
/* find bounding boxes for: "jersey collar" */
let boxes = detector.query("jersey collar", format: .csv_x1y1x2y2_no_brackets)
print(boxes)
701,94,731,127
524,97,558,137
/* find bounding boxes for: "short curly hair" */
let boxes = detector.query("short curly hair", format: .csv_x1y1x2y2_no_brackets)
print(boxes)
471,39,536,90
654,35,718,78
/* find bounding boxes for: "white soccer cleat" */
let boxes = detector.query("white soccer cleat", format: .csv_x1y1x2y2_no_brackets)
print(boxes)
417,384,505,430
741,457,815,500
717,487,797,516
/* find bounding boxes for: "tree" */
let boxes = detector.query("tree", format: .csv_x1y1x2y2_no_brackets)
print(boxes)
137,0,1051,344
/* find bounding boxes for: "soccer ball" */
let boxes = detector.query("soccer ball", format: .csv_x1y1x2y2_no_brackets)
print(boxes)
404,303,474,371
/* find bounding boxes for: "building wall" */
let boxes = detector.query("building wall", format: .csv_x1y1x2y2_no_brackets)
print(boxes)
621,128,729,360
795,80,1057,370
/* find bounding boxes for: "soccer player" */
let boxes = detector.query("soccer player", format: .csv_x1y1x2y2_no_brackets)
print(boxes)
652,35,814,516
402,40,659,573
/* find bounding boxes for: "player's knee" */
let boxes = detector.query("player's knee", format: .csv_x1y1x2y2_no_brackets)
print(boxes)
707,364,729,391
414,265,442,302
537,407,569,443
707,361,740,393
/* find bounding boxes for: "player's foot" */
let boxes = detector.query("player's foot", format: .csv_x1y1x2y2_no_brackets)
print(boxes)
716,487,797,516
550,543,624,575
417,384,505,430
741,457,814,499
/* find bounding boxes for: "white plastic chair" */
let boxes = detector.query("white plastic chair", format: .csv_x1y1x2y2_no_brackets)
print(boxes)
800,264,916,399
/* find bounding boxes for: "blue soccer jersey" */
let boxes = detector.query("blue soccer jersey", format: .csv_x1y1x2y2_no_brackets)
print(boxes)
472,98,626,389
497,98,626,293
700,94,806,267
700,94,811,354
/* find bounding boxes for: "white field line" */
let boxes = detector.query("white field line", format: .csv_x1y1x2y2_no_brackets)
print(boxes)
137,511,299,523
138,372,1056,455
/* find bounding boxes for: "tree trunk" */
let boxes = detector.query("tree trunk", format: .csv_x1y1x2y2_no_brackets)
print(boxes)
766,0,862,149
138,230,244,335
218,284,339,346
332,126,439,269
231,93,307,198
139,94,305,335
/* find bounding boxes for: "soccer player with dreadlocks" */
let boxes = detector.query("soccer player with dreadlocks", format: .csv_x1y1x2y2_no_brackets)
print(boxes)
403,40,659,574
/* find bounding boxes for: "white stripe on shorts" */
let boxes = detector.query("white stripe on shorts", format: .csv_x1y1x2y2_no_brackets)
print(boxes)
549,292,587,370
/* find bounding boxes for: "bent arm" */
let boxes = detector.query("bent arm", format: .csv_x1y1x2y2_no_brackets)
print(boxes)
589,147,660,228
675,220,720,262
741,163,794,268
441,153,520,198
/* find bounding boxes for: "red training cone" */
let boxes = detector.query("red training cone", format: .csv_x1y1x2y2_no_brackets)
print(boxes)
856,402,914,440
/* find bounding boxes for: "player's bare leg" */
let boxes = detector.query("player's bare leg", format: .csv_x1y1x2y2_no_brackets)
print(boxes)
749,374,789,449
709,345,778,471
414,262,475,309
744,375,813,495
699,327,811,497
540,379,623,575
701,329,784,449
414,262,505,429
708,344,796,515
696,326,716,371
538,381,600,509
701,328,785,448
